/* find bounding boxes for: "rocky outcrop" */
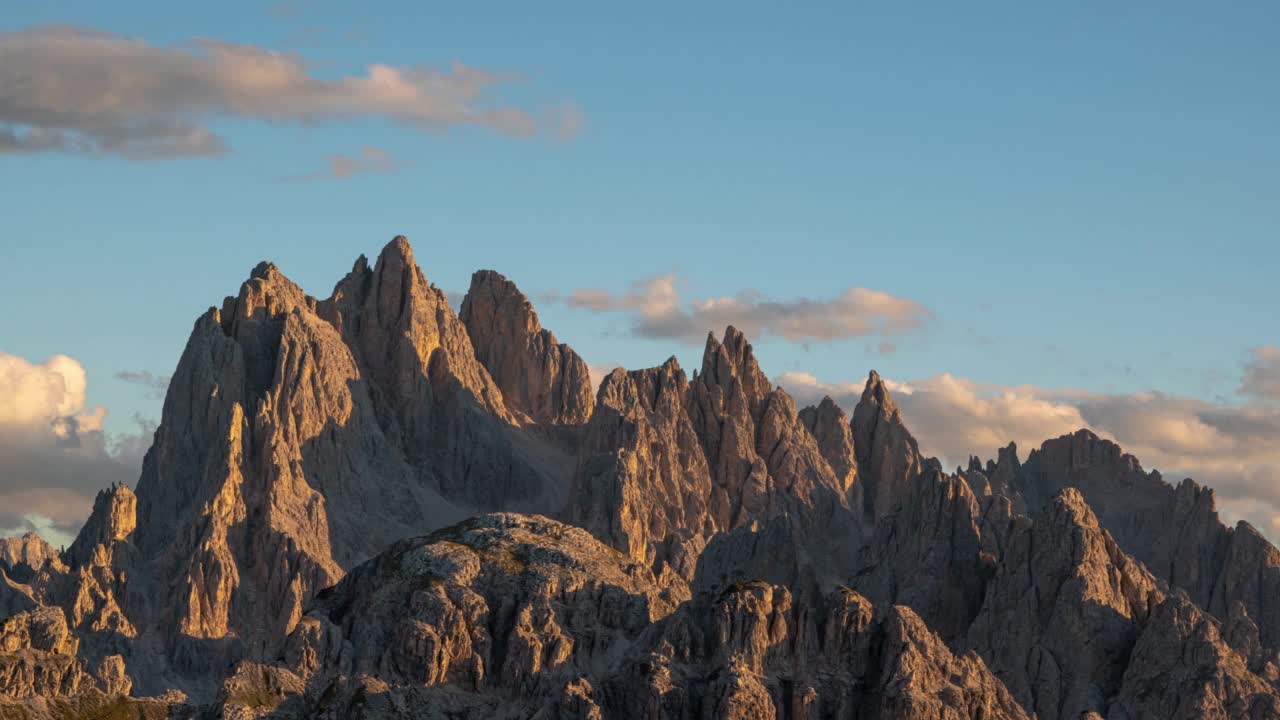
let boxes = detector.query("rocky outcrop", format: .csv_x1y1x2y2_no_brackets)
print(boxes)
687,329,778,531
572,359,713,586
573,327,862,592
604,581,1027,720
686,327,853,535
966,489,1162,719
0,607,128,700
0,572,36,621
798,396,859,500
224,514,678,718
23,236,579,699
1109,594,1280,719
0,534,65,582
1013,429,1280,676
7,236,1280,718
1015,430,1192,568
63,485,136,570
852,470,1003,643
959,442,1026,516
216,514,1026,720
852,370,923,525
460,269,594,426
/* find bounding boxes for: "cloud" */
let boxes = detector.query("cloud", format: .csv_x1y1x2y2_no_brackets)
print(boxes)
1241,346,1280,405
552,104,584,140
0,26,577,159
779,371,1090,467
281,146,400,182
114,370,170,397
560,274,931,344
776,368,1280,541
0,353,146,546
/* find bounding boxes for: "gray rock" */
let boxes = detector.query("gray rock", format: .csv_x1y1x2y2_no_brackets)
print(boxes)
460,269,594,426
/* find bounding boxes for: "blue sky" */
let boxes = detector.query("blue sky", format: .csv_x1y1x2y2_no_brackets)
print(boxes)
2,2,1278,515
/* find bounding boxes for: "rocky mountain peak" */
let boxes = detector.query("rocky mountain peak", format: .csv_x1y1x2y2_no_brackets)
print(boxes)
0,533,64,578
460,268,593,425
698,326,772,415
64,484,136,568
860,369,897,412
852,368,923,524
799,395,859,496
5,239,1280,718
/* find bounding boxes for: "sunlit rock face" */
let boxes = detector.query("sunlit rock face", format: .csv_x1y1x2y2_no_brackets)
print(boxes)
460,269,595,427
2,235,1279,719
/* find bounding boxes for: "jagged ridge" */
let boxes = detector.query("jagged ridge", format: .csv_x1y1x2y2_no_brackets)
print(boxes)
1,235,1277,719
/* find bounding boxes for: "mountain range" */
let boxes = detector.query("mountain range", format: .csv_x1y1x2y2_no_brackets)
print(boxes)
2,236,1279,719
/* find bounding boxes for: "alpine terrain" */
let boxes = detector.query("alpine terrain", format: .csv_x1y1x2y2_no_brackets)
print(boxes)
3,236,1278,719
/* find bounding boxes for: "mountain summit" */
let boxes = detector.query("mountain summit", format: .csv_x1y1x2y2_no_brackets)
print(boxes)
2,236,1278,719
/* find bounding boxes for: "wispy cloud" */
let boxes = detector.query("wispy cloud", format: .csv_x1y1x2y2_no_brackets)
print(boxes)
280,146,400,182
114,369,170,397
557,274,931,344
1241,346,1280,405
0,26,579,160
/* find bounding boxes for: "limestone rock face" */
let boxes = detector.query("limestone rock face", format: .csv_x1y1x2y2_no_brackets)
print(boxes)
852,370,923,525
798,396,859,499
573,327,862,593
1109,594,1280,719
215,515,1026,720
1015,430,1193,568
687,328,779,531
63,485,136,571
966,488,1164,719
604,582,1027,720
572,359,712,586
959,442,1026,515
5,236,580,700
1014,429,1280,675
852,470,1000,643
231,514,678,718
0,571,37,620
0,534,65,580
316,238,566,514
5,237,1280,719
460,269,594,426
0,607,129,700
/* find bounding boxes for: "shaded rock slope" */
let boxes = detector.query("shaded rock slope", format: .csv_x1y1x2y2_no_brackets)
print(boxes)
2,235,1278,718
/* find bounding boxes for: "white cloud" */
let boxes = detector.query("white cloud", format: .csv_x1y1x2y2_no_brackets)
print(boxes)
776,369,1280,541
0,352,146,546
0,26,576,159
562,274,931,344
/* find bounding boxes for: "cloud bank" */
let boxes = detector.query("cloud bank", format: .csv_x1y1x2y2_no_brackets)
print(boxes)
560,274,931,344
777,367,1280,539
0,353,148,547
0,26,576,159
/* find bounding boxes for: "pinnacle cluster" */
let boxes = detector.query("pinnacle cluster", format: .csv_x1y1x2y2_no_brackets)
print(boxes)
2,237,1279,719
